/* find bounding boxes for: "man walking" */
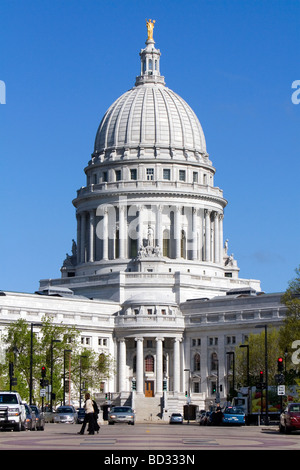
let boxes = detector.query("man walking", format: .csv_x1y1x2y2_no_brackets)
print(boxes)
78,393,95,435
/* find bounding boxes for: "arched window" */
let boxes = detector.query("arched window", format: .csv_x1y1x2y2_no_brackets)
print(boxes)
115,229,119,259
211,353,218,371
194,353,200,372
181,230,186,258
145,355,154,372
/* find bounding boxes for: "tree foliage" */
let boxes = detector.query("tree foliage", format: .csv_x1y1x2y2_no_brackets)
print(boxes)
0,315,115,406
235,328,281,389
279,266,300,373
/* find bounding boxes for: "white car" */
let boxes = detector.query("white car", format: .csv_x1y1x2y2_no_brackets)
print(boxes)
169,413,183,424
54,405,78,424
0,391,26,431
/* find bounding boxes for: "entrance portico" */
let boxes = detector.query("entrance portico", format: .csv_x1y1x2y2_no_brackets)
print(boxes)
117,334,183,396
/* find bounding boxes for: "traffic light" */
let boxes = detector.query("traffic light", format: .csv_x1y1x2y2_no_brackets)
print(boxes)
41,366,46,377
259,370,264,382
132,379,136,391
277,357,284,372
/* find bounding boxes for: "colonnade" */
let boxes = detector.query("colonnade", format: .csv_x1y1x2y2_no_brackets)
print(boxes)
118,336,182,395
76,204,224,265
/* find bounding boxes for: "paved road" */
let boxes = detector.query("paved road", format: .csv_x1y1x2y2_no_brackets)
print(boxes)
1,422,300,452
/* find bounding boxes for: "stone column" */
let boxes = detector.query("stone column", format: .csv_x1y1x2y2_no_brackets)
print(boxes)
136,337,144,394
219,214,224,264
118,338,126,392
76,213,81,264
174,207,181,259
102,207,108,260
80,212,86,263
156,205,163,253
89,210,95,262
205,210,211,262
138,206,144,251
119,205,126,259
155,337,164,394
173,337,181,393
214,211,219,264
192,208,197,260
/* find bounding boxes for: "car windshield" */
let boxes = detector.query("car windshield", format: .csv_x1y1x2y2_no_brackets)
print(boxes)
172,414,181,417
56,407,74,413
0,394,18,404
111,407,132,413
289,404,300,412
225,407,244,414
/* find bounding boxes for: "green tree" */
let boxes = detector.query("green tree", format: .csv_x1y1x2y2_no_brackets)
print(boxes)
279,266,300,380
235,328,282,389
0,315,115,406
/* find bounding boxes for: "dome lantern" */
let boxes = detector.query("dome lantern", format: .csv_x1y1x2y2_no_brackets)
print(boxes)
135,19,165,86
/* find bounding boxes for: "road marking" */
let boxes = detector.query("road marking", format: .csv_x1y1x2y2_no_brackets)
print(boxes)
182,438,218,446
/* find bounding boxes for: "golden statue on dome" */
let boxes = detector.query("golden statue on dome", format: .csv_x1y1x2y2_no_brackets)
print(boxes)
146,19,155,40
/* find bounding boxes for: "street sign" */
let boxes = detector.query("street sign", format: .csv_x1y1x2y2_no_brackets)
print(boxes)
277,385,285,396
40,389,46,397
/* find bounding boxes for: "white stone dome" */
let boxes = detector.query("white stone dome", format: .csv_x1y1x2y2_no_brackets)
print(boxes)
93,36,206,161
94,84,206,157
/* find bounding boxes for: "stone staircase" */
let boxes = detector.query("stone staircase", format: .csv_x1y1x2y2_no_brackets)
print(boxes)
133,395,163,423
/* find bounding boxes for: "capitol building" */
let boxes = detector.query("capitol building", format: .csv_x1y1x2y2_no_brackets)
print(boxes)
0,22,286,419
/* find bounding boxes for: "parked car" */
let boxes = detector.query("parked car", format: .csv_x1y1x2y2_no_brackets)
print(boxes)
30,405,45,430
76,407,85,424
108,406,135,425
24,403,37,430
199,411,212,425
222,406,245,426
169,413,183,424
53,405,77,424
279,403,300,434
0,391,26,432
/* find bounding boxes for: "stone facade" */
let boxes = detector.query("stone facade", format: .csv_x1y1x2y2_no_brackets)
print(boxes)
0,25,286,419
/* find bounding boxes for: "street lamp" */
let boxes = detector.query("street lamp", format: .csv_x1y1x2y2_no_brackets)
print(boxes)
184,368,191,424
63,349,72,405
226,351,235,399
255,324,269,425
79,355,87,408
239,344,250,387
240,344,250,422
29,322,42,405
50,339,61,412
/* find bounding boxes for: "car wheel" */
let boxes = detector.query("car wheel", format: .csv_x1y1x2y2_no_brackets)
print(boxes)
14,420,22,432
279,424,285,433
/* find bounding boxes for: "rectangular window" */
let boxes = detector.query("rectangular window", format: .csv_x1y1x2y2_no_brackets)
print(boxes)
102,171,108,182
179,170,186,181
146,168,154,180
193,171,198,183
163,169,171,180
115,170,121,181
130,169,137,180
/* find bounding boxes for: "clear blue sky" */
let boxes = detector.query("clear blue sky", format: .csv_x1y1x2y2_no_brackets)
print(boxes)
0,0,299,295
